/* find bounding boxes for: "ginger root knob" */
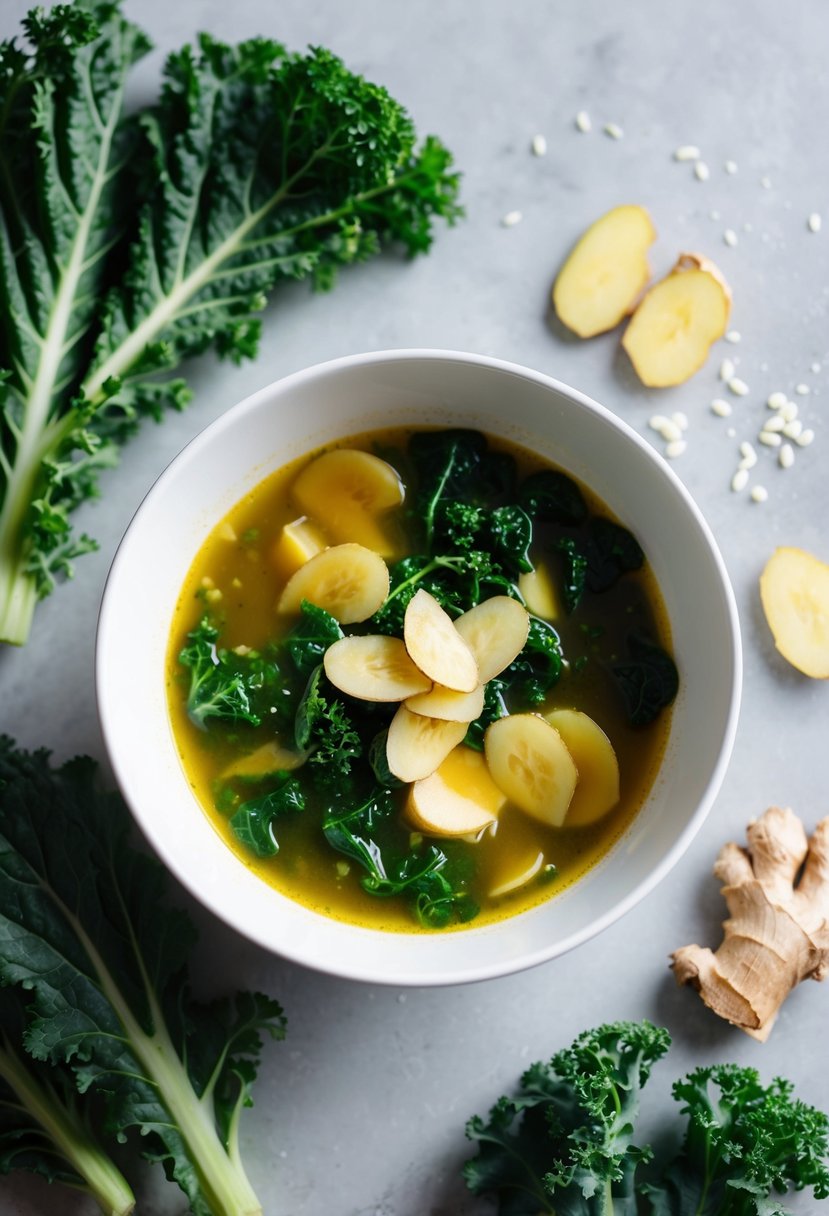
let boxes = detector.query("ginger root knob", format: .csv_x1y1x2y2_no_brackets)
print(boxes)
671,806,829,1041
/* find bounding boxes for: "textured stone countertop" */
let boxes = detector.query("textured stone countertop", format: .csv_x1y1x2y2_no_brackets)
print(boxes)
2,1,828,1213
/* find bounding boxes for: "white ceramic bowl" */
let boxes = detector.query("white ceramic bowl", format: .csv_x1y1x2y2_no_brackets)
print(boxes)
97,349,741,985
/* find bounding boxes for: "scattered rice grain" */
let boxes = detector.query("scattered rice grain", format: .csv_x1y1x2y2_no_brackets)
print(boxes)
711,398,732,417
781,400,799,422
779,444,795,469
761,414,785,432
575,110,592,133
531,134,547,157
727,376,749,396
648,414,671,432
750,485,769,503
795,382,810,395
501,210,523,227
731,468,749,493
739,441,757,469
665,439,686,459
808,213,822,233
796,428,815,447
659,419,684,442
604,121,623,140
723,228,738,247
767,390,787,409
719,357,736,381
726,426,737,438
810,361,821,373
760,175,772,189
783,419,802,439
671,411,689,431
725,330,741,343
674,145,701,161
759,431,782,447
694,161,710,181
724,159,738,174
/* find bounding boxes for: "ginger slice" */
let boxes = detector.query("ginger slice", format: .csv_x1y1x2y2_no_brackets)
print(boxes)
621,252,731,386
671,807,829,1040
552,204,656,338
759,546,829,678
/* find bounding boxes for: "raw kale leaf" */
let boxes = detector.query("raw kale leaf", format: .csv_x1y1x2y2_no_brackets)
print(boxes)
229,776,305,857
0,737,284,1216
0,3,462,645
611,635,679,727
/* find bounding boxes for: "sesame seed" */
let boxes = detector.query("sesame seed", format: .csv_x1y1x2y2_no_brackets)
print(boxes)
575,110,592,133
808,212,822,233
767,391,788,409
671,411,689,431
603,121,624,140
711,398,732,417
501,210,523,227
795,428,815,447
724,160,738,174
665,439,687,459
783,419,802,439
781,400,799,422
719,357,736,381
762,414,785,432
728,376,749,396
694,161,710,181
723,228,738,247
725,330,741,344
795,382,810,395
731,468,749,493
674,144,701,161
531,134,547,157
759,431,782,447
760,175,772,189
779,443,795,469
750,485,769,503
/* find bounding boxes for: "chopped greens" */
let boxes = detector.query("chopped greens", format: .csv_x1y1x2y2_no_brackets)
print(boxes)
175,427,678,928
0,1,462,645
464,1020,829,1216
0,737,285,1216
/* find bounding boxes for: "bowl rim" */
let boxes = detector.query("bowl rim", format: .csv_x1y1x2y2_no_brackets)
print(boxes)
96,346,742,985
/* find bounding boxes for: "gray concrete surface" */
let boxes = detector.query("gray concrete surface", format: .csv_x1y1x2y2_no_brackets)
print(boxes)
2,1,828,1212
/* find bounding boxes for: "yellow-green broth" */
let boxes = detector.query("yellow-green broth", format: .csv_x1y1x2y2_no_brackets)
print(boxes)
166,428,674,932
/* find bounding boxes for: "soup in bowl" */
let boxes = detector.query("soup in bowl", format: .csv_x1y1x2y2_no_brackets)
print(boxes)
97,350,741,984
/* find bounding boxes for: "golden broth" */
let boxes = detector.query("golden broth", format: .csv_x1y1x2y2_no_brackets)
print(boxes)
166,428,674,932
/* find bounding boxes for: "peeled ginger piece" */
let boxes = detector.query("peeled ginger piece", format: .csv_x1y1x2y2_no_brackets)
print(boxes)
386,706,468,782
484,713,577,827
404,589,479,693
760,546,829,678
622,253,731,387
406,745,505,837
290,448,403,556
276,542,389,623
545,709,620,826
553,204,656,338
324,635,431,701
454,596,530,684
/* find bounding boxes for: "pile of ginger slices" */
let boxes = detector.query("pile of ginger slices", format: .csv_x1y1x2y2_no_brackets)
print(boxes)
270,449,621,870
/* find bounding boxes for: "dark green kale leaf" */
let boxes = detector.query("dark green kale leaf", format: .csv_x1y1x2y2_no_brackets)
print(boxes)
229,777,304,857
519,469,588,527
556,537,589,613
320,786,395,877
432,501,532,576
464,679,509,751
0,738,284,1216
503,617,564,705
464,1021,671,1216
645,1065,829,1216
179,617,260,729
490,506,534,575
294,665,362,776
370,552,499,634
408,429,487,547
611,635,679,727
584,518,645,594
368,730,405,787
285,601,343,678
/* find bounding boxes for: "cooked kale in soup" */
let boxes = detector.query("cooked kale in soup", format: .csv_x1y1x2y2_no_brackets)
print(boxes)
167,428,678,931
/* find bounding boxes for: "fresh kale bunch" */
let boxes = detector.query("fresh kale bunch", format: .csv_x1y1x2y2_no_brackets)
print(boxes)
0,0,462,646
465,1020,829,1216
0,737,285,1216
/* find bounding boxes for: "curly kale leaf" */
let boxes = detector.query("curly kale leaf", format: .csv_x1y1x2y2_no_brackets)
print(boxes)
464,1021,671,1216
645,1065,829,1216
179,615,289,730
294,664,362,776
285,600,343,678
